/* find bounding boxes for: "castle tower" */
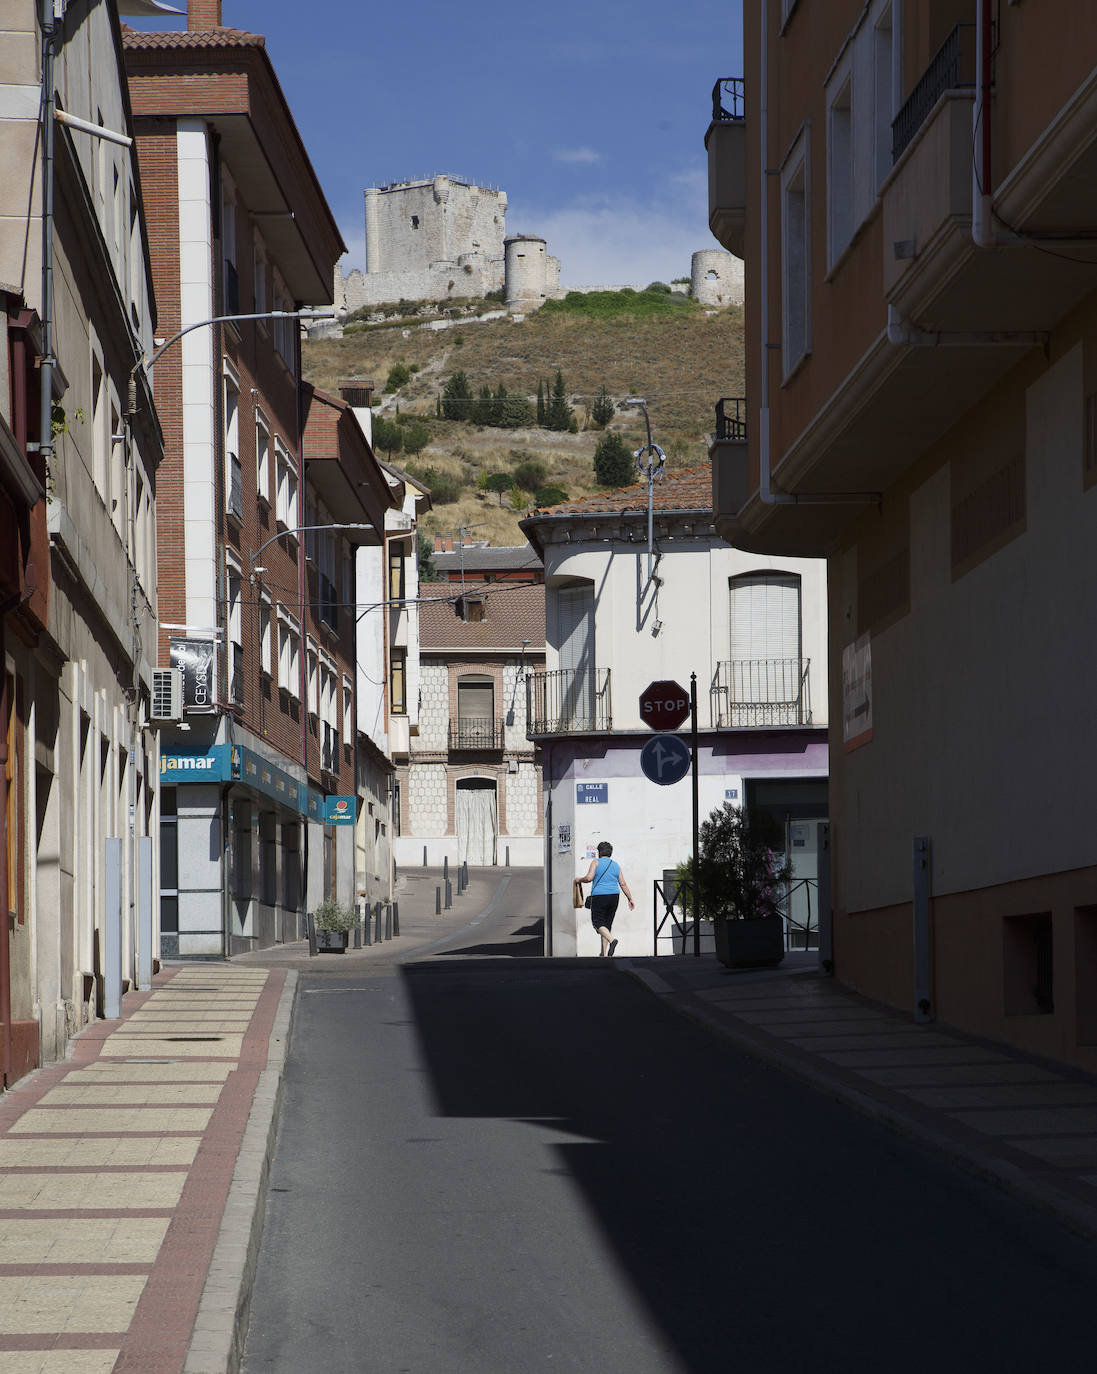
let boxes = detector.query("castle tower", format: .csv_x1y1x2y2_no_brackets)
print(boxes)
364,186,381,275
504,235,548,312
691,248,744,307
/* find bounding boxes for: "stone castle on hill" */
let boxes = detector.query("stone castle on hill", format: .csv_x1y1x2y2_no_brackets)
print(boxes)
333,173,744,318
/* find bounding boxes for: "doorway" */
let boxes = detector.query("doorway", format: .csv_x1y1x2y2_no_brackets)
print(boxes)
456,778,497,866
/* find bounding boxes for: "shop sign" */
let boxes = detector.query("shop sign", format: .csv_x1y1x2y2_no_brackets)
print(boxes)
324,795,356,825
170,637,218,714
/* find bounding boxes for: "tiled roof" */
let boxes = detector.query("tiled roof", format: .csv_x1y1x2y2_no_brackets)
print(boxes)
419,582,545,651
433,546,543,573
121,25,265,49
531,463,713,517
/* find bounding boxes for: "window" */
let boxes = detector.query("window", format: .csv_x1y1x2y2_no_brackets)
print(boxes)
92,349,108,501
306,639,319,717
128,187,141,332
781,131,811,376
456,676,495,748
221,184,238,315
253,234,267,315
321,657,338,770
727,573,805,726
226,556,244,704
873,3,896,189
275,439,298,531
110,399,123,535
390,648,407,714
256,410,271,505
272,271,296,373
342,675,354,745
277,607,300,698
224,362,241,522
258,592,273,677
388,541,406,602
827,78,853,267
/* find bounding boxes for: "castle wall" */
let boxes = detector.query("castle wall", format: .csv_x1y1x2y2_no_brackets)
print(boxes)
364,176,507,285
691,248,744,306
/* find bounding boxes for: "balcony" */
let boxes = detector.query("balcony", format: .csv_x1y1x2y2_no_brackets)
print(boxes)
709,397,748,525
526,669,612,737
228,452,242,523
705,78,746,258
710,658,812,729
891,23,974,165
448,717,504,751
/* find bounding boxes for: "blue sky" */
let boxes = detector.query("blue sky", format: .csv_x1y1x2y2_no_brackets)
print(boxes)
127,1,744,286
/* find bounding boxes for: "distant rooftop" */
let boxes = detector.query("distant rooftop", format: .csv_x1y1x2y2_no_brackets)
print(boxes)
432,544,543,575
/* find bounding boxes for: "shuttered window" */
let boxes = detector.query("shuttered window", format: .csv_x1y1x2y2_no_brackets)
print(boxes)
729,573,801,661
558,586,593,672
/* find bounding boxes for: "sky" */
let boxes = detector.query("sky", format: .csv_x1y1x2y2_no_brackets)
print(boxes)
125,0,745,287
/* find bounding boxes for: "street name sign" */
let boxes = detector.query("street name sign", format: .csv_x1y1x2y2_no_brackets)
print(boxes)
639,679,690,731
640,732,691,786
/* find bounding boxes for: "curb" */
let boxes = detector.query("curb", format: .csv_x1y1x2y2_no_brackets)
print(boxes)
184,969,299,1374
624,964,1097,1247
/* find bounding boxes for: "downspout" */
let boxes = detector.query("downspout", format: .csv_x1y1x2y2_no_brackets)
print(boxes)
38,0,57,487
0,624,11,1084
973,0,994,248
758,0,795,508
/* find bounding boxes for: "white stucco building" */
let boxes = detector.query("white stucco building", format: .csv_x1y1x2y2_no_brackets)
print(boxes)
520,464,829,958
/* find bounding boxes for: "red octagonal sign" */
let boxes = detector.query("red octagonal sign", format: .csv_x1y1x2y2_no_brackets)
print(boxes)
639,679,690,731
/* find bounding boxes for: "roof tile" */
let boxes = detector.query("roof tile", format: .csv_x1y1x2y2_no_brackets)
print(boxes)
419,582,545,651
532,463,713,517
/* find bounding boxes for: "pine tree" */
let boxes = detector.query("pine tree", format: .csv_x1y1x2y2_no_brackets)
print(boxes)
593,431,635,487
591,385,615,428
546,370,573,431
536,379,545,426
441,370,473,421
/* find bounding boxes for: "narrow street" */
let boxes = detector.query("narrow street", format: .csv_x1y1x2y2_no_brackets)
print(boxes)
241,878,1097,1374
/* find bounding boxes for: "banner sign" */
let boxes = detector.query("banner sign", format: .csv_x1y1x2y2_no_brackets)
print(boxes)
324,795,356,825
170,637,217,714
160,745,230,784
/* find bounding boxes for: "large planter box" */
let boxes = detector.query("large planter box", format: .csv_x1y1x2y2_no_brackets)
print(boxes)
714,915,784,970
315,929,349,953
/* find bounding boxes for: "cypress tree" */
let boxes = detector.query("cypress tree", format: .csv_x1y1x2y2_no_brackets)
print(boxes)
536,379,545,426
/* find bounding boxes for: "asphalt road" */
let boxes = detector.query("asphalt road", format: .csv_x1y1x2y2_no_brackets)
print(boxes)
241,882,1097,1374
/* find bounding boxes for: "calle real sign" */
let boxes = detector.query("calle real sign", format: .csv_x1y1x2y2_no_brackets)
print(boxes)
639,679,690,732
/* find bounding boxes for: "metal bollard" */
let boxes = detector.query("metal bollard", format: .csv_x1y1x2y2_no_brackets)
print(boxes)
353,903,362,948
445,878,452,910
392,901,400,936
424,845,428,867
363,901,372,946
436,886,442,915
505,845,510,867
374,901,383,944
462,860,468,888
443,855,449,884
384,903,393,940
306,911,318,958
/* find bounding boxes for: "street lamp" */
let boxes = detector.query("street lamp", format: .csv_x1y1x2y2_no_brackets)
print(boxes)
622,397,665,589
249,524,374,584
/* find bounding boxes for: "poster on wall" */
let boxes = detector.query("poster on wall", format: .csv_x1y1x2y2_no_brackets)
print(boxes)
557,823,572,854
842,632,873,751
170,638,218,714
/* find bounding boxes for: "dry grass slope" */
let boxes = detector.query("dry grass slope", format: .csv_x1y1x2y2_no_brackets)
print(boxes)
302,299,744,545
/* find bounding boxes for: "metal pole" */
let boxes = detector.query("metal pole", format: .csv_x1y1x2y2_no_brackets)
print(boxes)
385,903,393,940
445,879,452,910
374,900,383,943
435,886,441,915
392,901,400,936
363,901,372,946
443,855,449,885
691,673,700,957
505,845,510,867
353,902,362,948
423,845,428,866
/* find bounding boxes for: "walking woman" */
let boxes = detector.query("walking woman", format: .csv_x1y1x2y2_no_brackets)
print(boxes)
580,841,635,957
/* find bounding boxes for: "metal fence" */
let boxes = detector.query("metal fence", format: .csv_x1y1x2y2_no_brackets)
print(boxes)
715,396,746,443
711,77,745,123
891,22,975,163
526,668,611,735
711,657,812,728
448,717,503,751
653,876,819,955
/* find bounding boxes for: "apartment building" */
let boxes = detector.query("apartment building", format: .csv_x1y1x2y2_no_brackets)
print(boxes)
709,1,1097,1065
393,582,545,870
1,0,162,1083
521,467,828,957
123,2,391,955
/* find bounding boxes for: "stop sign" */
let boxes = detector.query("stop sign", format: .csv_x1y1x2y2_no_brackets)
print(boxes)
639,679,690,731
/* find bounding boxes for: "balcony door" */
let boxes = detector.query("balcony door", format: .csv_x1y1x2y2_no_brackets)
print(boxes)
729,573,803,725
558,585,594,729
457,676,494,749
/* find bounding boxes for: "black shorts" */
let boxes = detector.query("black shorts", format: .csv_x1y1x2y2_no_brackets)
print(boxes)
589,893,619,931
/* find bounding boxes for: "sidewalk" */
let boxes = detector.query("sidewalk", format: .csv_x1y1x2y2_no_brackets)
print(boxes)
623,952,1097,1243
0,964,294,1374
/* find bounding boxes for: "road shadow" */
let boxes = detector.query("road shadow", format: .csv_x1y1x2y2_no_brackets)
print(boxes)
431,918,544,959
399,958,1097,1374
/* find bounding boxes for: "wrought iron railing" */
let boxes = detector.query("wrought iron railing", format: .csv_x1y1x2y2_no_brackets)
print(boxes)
526,668,611,735
448,717,503,751
891,23,975,164
711,657,812,728
715,396,746,443
654,875,819,955
711,77,745,123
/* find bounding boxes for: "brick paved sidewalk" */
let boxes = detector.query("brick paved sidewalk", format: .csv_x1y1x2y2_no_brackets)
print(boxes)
0,963,295,1374
625,955,1097,1242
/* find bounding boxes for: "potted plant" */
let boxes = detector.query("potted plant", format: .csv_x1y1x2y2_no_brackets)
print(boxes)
685,804,792,969
313,897,356,953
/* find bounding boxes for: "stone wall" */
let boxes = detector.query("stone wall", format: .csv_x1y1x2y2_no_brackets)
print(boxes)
691,248,744,307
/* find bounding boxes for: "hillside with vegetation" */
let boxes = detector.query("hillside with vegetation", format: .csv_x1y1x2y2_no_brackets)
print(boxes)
301,286,744,548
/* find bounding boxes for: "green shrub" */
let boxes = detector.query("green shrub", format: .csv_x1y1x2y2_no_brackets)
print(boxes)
538,287,697,321
372,417,403,458
513,459,547,493
384,361,412,392
593,431,635,487
417,531,439,583
399,419,431,456
442,370,473,421
314,897,356,933
479,471,513,505
534,485,568,507
590,385,615,428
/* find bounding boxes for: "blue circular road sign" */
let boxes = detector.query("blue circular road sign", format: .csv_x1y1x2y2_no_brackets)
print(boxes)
640,732,691,786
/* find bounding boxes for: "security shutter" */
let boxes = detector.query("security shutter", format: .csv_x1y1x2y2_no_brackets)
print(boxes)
730,574,801,661
557,586,594,728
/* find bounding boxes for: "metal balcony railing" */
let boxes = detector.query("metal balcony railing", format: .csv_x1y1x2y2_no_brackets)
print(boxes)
228,453,242,521
711,657,812,728
711,77,745,123
448,717,504,751
715,397,746,443
892,23,975,164
526,669,612,736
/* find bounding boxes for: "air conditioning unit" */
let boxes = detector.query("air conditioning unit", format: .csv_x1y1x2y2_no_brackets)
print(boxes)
151,668,183,724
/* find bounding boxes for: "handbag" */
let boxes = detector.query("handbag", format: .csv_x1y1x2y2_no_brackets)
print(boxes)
584,895,592,909
572,879,585,909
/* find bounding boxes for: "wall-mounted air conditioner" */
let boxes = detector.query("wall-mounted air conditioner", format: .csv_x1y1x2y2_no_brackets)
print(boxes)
151,668,183,724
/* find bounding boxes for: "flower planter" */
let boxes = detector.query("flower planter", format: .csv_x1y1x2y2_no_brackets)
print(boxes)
315,929,349,953
713,914,784,970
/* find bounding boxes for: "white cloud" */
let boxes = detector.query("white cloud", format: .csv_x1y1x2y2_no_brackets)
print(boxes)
552,146,603,165
512,173,714,287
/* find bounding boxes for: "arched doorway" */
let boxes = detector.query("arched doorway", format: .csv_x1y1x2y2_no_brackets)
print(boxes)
456,777,497,866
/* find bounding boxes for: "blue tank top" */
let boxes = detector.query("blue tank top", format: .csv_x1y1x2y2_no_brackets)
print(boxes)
591,858,620,896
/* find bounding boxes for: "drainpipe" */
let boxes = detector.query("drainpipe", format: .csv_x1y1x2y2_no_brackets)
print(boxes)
0,625,11,1084
973,0,995,248
38,0,57,484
